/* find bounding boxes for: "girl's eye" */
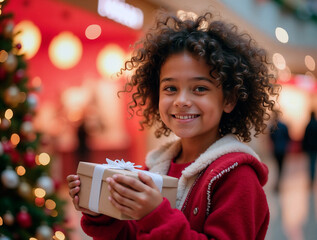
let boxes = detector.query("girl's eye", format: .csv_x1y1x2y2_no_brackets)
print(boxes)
164,86,177,92
194,86,208,92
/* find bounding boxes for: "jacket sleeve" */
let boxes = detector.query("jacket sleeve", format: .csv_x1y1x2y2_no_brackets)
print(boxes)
80,198,208,240
202,164,270,240
81,213,138,240
136,198,209,240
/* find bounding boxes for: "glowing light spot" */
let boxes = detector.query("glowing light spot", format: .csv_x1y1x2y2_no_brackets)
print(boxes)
305,55,315,71
273,53,286,70
97,44,125,78
35,197,45,207
0,50,8,62
54,231,65,240
34,188,46,198
32,76,42,89
275,27,289,43
50,210,58,217
38,152,50,165
16,166,26,176
98,0,143,29
14,20,42,59
11,133,20,145
5,109,13,119
49,31,82,69
45,199,56,210
85,24,101,40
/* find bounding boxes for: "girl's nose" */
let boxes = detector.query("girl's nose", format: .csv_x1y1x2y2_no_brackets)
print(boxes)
174,91,192,108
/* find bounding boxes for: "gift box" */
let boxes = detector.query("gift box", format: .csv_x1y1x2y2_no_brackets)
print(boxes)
77,160,178,220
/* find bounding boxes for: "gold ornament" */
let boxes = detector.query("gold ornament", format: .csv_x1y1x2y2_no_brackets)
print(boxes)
3,21,14,39
20,121,34,136
4,85,20,107
3,211,14,226
0,118,10,130
3,53,18,72
18,181,32,199
36,224,53,240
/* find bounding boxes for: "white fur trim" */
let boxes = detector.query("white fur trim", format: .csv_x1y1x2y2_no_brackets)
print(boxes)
145,134,261,209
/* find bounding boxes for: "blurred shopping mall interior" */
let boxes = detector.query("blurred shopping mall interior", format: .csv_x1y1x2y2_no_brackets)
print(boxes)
1,0,317,239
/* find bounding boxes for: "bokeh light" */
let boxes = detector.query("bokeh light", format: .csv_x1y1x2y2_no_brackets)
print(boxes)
49,31,82,69
38,152,50,166
85,24,101,40
14,20,42,59
34,187,46,198
16,166,26,176
304,55,315,71
45,199,56,210
0,50,8,62
4,109,13,119
273,53,286,70
97,44,125,78
10,133,20,145
54,230,65,240
275,27,289,43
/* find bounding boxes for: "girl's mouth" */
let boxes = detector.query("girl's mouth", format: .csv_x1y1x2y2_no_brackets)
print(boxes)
172,114,200,120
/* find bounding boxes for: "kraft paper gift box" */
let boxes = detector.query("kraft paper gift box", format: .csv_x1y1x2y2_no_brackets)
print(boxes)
77,160,178,220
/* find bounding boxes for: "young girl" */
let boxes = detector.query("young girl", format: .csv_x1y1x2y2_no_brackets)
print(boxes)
67,11,279,239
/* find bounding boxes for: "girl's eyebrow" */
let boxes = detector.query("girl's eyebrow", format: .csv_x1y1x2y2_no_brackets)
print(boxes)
160,77,173,83
160,77,214,84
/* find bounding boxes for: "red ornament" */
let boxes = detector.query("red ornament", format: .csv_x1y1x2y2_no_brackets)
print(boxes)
53,178,61,190
9,149,20,164
13,69,25,83
16,43,22,50
53,224,66,234
35,197,45,207
0,66,6,80
2,141,13,153
16,209,32,228
23,113,33,122
24,151,36,168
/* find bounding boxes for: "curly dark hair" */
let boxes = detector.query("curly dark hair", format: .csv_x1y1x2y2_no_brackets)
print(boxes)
120,11,280,142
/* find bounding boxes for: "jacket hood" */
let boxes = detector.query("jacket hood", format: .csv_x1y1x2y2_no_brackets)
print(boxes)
145,134,268,208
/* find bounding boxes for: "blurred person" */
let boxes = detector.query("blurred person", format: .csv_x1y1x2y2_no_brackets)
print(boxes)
76,120,90,162
303,111,317,187
269,113,291,191
67,11,280,239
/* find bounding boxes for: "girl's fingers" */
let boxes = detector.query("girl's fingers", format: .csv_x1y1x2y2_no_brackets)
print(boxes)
138,172,159,190
69,186,80,198
109,185,140,209
68,179,80,189
110,174,145,192
67,174,79,183
108,195,140,219
107,177,138,199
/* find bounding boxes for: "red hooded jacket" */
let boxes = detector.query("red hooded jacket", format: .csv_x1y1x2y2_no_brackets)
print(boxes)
81,135,269,240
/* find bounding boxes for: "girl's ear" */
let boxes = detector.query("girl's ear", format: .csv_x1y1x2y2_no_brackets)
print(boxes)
223,97,237,114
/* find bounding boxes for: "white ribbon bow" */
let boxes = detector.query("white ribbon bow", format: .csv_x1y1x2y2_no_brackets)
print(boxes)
104,158,142,171
89,158,163,213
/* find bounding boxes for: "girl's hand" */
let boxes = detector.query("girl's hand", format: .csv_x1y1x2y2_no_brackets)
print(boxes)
66,174,100,216
106,172,163,220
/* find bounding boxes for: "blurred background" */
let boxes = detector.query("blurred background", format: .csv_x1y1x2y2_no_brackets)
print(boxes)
1,0,317,239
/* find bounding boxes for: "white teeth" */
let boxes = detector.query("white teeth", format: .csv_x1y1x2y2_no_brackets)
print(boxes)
174,115,198,119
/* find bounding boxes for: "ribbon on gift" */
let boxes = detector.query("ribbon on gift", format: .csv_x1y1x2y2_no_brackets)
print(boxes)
89,158,163,213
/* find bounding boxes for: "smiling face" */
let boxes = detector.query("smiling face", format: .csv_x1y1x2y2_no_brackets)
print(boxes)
159,52,235,144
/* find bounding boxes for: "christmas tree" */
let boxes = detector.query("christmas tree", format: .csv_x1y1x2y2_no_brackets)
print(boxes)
0,1,68,239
